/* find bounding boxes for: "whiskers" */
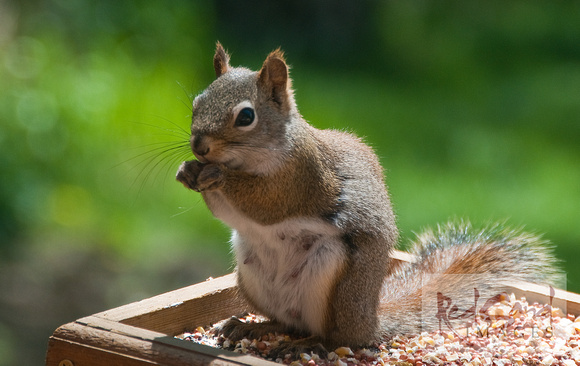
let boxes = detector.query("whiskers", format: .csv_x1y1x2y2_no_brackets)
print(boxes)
115,118,193,199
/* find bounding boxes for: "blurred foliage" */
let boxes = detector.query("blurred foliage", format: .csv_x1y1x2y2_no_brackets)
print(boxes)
0,0,579,364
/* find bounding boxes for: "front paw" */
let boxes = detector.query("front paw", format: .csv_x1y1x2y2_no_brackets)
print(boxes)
196,164,224,191
215,317,278,342
176,161,223,192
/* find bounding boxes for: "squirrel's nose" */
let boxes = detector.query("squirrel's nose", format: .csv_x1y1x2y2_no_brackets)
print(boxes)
192,134,210,157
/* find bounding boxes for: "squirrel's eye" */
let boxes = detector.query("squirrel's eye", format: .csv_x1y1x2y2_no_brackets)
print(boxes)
235,107,255,127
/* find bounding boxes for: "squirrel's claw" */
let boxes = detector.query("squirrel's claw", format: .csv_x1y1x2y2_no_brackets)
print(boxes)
196,164,225,191
216,317,281,342
268,336,328,360
176,160,204,191
176,160,224,192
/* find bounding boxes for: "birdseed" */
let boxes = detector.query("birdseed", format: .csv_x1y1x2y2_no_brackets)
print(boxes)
179,293,580,365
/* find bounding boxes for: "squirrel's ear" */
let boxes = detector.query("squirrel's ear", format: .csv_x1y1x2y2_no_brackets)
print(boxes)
258,49,292,108
213,42,231,78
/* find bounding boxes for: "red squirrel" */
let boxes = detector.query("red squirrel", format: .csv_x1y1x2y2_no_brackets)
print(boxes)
176,43,561,357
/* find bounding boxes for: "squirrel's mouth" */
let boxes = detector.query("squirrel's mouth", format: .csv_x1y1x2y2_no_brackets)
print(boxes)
193,152,209,164
191,152,243,171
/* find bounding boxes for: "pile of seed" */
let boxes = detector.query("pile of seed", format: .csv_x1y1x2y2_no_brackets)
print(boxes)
179,294,580,365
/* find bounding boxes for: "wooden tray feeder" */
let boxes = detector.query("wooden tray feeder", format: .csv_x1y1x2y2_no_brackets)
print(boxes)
46,251,580,366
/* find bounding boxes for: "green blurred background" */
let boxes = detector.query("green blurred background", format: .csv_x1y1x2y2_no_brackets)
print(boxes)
1,0,579,364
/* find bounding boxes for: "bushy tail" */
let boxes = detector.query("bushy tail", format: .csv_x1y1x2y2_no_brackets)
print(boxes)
378,221,563,338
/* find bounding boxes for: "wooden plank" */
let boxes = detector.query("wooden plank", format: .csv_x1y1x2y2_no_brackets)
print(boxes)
98,274,238,322
47,335,160,366
506,280,580,316
121,286,249,336
47,318,278,366
95,273,252,335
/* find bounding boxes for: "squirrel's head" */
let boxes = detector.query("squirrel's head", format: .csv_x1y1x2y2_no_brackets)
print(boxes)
189,42,298,175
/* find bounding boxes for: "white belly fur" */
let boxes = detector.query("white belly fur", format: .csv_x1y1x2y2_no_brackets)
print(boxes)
203,190,346,335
